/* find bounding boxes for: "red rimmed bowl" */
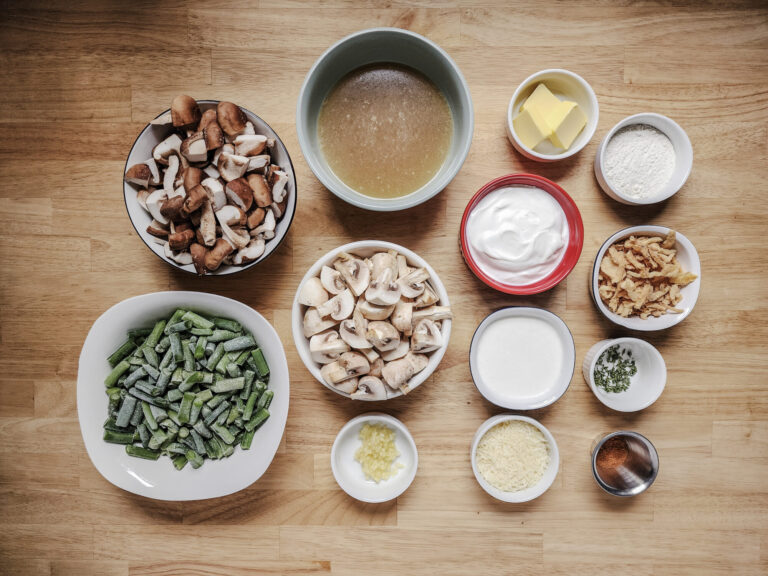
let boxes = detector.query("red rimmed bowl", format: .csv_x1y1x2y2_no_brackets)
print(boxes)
459,174,584,295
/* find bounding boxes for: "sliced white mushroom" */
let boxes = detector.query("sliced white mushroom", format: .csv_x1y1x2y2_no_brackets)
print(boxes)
152,133,182,166
339,308,371,349
366,321,400,352
381,352,428,389
361,346,379,364
397,254,412,279
146,188,169,225
218,151,250,182
271,170,289,203
163,154,180,195
310,330,350,365
332,376,359,395
412,306,453,325
351,376,387,401
381,339,410,362
365,268,401,306
333,253,370,297
411,319,442,353
321,266,346,294
413,282,439,308
316,289,354,321
320,352,369,385
303,307,338,338
356,298,395,321
398,267,430,298
391,300,414,336
369,356,384,378
201,177,227,211
163,241,193,265
231,238,265,265
234,134,267,157
369,251,398,281
246,154,270,172
298,277,329,308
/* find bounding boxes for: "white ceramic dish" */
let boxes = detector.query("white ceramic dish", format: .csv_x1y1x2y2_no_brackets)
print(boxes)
594,113,693,205
469,307,575,410
123,100,296,275
77,291,290,500
292,240,451,400
590,225,701,331
296,27,473,211
506,69,599,162
331,413,418,503
582,338,666,412
471,414,559,503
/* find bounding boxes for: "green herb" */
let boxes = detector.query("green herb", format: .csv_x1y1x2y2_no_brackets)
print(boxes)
593,344,637,393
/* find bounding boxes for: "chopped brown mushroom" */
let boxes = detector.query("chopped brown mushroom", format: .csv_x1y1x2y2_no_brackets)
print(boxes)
168,228,195,251
182,184,207,217
180,132,208,163
183,166,203,190
204,122,225,150
159,196,185,221
217,101,247,137
197,108,217,132
247,173,272,207
171,95,202,128
225,178,253,212
203,238,234,271
189,243,207,274
246,207,266,229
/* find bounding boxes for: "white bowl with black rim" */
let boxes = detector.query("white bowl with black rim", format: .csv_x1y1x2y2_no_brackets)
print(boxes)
590,225,701,331
123,100,296,275
292,240,451,400
469,307,575,410
77,291,289,500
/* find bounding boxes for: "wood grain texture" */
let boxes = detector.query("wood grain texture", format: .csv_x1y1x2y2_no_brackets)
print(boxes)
0,1,767,574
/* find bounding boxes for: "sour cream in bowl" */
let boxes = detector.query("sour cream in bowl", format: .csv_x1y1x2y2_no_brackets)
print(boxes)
460,174,584,294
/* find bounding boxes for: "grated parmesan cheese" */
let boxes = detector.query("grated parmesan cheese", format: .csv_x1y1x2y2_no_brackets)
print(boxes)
355,423,403,483
476,420,550,492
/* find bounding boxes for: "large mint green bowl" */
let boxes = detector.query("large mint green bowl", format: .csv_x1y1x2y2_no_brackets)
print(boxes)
296,27,474,212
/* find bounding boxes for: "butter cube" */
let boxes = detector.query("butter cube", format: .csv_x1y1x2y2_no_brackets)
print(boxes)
512,106,552,150
520,83,561,115
546,100,587,150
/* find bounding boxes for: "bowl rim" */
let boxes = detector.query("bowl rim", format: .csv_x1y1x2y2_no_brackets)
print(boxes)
295,26,474,212
594,112,693,205
330,412,418,503
460,173,584,294
291,239,451,400
506,68,599,161
590,225,701,331
586,337,667,412
470,414,559,503
591,430,659,497
122,99,297,276
469,306,575,410
76,290,290,500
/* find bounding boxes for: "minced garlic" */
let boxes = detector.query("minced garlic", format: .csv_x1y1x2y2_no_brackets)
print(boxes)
355,423,402,482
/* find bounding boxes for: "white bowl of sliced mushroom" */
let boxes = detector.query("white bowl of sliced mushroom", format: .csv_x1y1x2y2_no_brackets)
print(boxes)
292,241,453,400
123,96,296,275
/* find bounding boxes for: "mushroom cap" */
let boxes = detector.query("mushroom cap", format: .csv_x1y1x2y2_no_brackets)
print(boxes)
171,95,202,128
225,178,254,212
309,330,350,364
338,351,371,378
189,243,207,275
204,122,225,150
381,352,428,389
183,166,203,190
234,134,268,157
217,151,249,182
303,307,339,338
410,318,442,353
316,289,355,322
217,101,248,137
351,376,387,400
299,277,330,308
125,163,153,187
321,266,346,295
247,173,272,207
180,132,208,163
334,253,370,297
369,251,398,281
398,267,430,298
339,309,371,350
197,108,218,132
366,321,400,352
232,238,265,265
356,298,395,321
365,268,401,306
203,237,234,271
391,300,414,335
201,177,227,211
381,339,410,362
152,133,183,166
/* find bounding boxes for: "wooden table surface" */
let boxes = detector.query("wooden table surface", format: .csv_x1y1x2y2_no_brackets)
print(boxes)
1,1,767,574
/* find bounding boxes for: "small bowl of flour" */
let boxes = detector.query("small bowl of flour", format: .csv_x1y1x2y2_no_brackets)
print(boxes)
594,113,693,205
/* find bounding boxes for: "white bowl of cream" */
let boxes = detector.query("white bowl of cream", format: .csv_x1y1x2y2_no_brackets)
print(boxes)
469,307,575,410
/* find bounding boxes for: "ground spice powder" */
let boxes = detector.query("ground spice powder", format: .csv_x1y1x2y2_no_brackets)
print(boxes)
596,436,629,472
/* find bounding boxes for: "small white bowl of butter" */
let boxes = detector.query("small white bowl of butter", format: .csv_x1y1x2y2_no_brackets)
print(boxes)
469,307,575,410
507,69,599,162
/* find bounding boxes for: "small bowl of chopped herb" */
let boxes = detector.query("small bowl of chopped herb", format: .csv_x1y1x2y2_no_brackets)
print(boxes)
582,338,666,412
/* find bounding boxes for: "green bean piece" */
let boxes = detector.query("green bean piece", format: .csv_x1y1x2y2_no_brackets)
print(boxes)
189,429,206,454
214,352,231,375
142,320,167,350
132,381,158,397
144,365,161,382
148,429,168,450
104,359,131,388
211,377,244,394
128,355,145,366
148,404,168,423
204,401,230,426
240,428,256,450
190,327,213,337
206,343,226,369
193,420,213,439
128,327,153,339
155,335,171,353
108,390,121,413
141,401,158,431
226,362,242,378
137,423,150,448
226,403,239,425
211,422,235,445
159,348,174,370
222,444,235,458
103,429,134,444
155,368,171,394
245,408,270,432
166,410,181,427
233,350,251,367
161,418,178,434
166,442,187,455
178,392,195,424
171,367,184,384
256,389,274,411
243,390,259,422
169,401,181,412
103,417,127,433
166,321,190,334
216,407,230,426
179,371,204,392
223,334,255,352
189,398,203,426
172,454,188,470
196,389,213,403
123,367,146,388
107,339,137,368
194,337,207,360
129,400,145,427
186,449,204,469
115,396,138,428
126,445,161,460
178,427,190,439
164,309,187,333
129,388,169,408
182,342,195,372
207,329,239,343
142,346,159,369
180,310,214,330
169,332,183,363
180,436,197,452
166,389,183,403
250,348,269,377
213,317,242,332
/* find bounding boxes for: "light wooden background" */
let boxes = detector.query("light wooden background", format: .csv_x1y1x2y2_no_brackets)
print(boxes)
1,1,767,574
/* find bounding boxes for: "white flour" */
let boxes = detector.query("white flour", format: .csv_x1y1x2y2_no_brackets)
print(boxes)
604,124,676,200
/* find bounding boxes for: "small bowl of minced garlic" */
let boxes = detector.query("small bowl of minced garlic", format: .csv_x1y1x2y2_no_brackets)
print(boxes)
507,69,599,162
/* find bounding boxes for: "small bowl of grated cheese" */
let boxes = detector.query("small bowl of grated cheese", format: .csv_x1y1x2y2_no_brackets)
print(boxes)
331,413,418,503
471,415,559,503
